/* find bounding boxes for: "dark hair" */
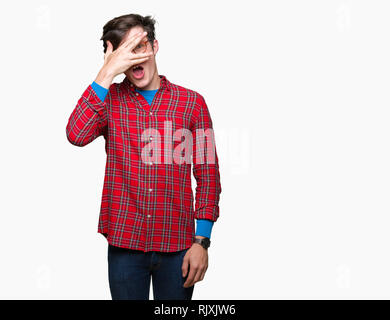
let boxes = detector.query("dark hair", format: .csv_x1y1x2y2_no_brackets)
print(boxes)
100,13,156,53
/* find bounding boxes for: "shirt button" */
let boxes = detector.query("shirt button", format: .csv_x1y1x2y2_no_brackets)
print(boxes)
148,188,153,192
149,161,153,165
147,214,151,218
149,136,153,141
135,93,139,96
149,112,153,115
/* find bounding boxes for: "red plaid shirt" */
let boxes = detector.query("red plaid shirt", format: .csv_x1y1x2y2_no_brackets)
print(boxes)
66,75,221,252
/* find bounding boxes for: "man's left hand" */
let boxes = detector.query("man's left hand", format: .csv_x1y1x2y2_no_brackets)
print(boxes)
182,237,209,288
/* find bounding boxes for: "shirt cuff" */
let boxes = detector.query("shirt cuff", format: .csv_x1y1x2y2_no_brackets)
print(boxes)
91,81,109,102
195,219,214,238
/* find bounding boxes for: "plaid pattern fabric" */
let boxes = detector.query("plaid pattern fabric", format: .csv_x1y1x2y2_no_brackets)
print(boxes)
66,75,221,252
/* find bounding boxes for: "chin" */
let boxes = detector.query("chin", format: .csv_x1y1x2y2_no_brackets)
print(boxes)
132,77,149,88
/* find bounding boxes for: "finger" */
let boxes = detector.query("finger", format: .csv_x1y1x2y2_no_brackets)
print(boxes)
127,32,148,51
184,269,197,288
199,266,208,281
189,267,203,286
129,52,153,60
115,31,144,51
183,267,197,288
123,31,147,50
128,56,151,67
182,257,189,277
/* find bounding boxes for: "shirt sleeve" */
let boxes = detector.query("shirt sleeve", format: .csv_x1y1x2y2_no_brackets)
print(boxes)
66,83,110,147
191,94,222,222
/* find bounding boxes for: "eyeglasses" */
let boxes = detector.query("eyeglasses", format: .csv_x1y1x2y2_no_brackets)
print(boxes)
132,39,149,54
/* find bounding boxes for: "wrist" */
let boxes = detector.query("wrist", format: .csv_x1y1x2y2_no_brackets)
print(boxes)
95,67,114,89
193,236,211,249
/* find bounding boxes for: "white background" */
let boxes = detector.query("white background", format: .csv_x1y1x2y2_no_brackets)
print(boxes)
0,0,389,299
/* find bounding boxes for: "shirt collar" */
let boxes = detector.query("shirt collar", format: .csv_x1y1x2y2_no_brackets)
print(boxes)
122,74,172,93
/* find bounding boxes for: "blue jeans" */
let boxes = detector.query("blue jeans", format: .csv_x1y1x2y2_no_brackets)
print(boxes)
107,244,195,300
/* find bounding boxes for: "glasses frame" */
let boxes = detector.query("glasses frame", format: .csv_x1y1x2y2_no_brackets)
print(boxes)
132,39,149,54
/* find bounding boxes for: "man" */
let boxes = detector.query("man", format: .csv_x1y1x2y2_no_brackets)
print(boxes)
66,13,221,300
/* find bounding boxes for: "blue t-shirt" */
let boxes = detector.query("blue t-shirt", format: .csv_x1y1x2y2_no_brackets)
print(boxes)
135,88,158,105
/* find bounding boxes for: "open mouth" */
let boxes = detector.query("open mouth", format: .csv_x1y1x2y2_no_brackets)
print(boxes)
132,64,145,79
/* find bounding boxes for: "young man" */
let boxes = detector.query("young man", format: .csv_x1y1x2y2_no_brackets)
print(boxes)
66,14,221,300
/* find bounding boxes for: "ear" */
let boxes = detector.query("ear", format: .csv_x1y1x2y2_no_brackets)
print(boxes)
152,39,159,55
